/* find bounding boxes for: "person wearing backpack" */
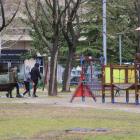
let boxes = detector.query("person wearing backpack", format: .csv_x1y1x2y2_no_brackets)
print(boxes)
30,63,42,97
22,66,31,98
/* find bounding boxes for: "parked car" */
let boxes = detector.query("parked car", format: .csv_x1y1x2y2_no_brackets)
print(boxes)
62,69,82,82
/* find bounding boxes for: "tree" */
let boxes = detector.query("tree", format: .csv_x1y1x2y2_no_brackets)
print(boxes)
76,0,137,64
0,0,21,32
24,0,81,95
60,0,81,92
0,0,22,57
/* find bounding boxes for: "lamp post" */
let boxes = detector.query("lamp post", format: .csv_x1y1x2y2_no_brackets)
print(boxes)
135,27,140,52
135,27,140,83
116,33,123,65
103,0,107,65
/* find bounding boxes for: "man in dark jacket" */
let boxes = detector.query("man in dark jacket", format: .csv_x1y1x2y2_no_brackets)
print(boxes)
30,63,42,97
7,65,22,98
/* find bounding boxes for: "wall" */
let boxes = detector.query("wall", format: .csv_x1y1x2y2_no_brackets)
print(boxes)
24,59,36,70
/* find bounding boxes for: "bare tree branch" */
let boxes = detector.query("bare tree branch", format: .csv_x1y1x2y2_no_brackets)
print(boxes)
70,0,80,19
0,0,21,31
40,20,53,40
39,2,53,26
25,0,53,52
56,0,72,26
2,29,25,49
45,0,53,10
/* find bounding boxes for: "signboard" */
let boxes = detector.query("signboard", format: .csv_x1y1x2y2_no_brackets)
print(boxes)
37,59,41,64
0,60,24,64
1,50,27,59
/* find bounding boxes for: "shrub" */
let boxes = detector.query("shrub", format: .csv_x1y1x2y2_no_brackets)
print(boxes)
0,73,44,85
0,74,9,83
0,73,24,84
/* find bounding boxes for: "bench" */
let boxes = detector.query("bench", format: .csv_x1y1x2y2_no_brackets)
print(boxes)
0,83,10,92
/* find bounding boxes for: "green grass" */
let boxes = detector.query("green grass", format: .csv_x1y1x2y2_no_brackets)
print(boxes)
0,103,140,140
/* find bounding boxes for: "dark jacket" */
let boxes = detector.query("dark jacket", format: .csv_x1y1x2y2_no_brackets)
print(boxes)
9,68,18,83
30,63,42,81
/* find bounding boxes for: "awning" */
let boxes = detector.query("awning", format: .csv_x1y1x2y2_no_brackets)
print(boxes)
1,50,27,60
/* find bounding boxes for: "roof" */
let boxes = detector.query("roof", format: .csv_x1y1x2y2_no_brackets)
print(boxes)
2,35,33,41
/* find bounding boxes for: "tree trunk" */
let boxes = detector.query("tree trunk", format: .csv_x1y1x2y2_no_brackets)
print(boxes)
62,35,78,92
62,48,76,92
48,36,59,96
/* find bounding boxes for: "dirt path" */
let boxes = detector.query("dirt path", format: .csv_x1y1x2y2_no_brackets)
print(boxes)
1,95,140,114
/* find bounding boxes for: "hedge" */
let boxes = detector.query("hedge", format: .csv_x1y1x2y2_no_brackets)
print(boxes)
0,73,44,85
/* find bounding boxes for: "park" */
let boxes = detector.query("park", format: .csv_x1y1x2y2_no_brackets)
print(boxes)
1,54,140,139
1,0,140,140
1,86,140,139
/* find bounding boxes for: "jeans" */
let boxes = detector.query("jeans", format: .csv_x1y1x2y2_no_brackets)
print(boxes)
8,83,20,97
23,81,30,96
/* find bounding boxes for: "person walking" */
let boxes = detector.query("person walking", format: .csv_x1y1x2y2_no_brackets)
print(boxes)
6,65,22,98
30,63,42,97
22,66,31,98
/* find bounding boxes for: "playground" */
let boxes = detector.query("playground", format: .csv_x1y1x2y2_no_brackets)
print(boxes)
1,54,140,139
1,92,140,140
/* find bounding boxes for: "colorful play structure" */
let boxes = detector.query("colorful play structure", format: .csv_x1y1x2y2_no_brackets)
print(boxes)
71,53,140,105
70,57,102,102
102,53,140,105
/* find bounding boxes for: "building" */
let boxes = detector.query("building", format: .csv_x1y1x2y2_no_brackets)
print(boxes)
0,33,46,75
0,1,47,75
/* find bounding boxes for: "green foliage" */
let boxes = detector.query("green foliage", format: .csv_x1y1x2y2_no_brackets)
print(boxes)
18,73,24,84
77,0,137,64
0,73,24,84
0,74,9,83
20,0,138,66
20,49,38,60
0,73,44,85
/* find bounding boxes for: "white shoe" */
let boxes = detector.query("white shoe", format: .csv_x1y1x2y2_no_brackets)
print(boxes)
28,96,31,98
21,94,24,98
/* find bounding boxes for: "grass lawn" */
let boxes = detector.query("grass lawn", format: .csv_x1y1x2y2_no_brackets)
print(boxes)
0,101,140,140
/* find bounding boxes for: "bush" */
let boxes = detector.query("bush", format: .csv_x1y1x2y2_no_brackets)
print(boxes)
0,74,9,83
18,73,24,84
38,73,45,87
0,73,44,85
0,73,24,84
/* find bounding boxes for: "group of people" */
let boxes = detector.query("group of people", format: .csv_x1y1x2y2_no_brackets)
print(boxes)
6,63,42,98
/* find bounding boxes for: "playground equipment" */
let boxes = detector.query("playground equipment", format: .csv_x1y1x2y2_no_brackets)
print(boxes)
102,53,140,105
70,57,102,102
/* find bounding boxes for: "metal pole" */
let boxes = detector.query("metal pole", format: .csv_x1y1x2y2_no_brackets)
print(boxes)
119,35,122,65
0,32,1,58
0,7,1,58
103,0,107,65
